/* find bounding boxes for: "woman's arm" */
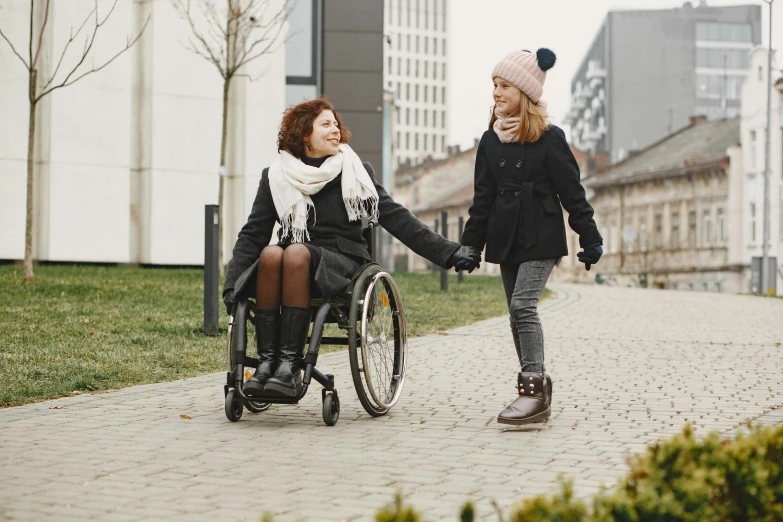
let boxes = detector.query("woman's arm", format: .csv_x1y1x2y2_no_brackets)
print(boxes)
460,133,496,252
364,163,460,269
545,126,603,247
223,169,278,296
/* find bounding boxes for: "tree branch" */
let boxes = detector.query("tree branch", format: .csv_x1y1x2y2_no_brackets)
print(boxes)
40,5,97,92
36,12,150,101
32,0,51,68
172,0,228,78
0,7,30,69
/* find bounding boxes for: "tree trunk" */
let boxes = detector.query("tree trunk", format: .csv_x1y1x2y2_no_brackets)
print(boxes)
24,69,38,283
218,77,230,277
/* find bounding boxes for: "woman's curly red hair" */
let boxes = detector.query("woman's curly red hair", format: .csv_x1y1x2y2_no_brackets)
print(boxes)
277,98,351,158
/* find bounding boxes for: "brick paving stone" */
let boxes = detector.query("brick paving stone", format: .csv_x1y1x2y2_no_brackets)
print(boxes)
1,283,782,520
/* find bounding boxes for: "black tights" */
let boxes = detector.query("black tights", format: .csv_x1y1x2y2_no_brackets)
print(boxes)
255,244,311,309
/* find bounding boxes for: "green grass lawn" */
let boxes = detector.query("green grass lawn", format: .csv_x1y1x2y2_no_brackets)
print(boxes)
0,265,548,407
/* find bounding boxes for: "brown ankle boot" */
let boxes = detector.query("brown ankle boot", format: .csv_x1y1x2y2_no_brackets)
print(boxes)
497,372,552,425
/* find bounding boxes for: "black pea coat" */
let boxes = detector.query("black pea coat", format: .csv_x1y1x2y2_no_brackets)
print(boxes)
461,125,602,265
224,162,460,300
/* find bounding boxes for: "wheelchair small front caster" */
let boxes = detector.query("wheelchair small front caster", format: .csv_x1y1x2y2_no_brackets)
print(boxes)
225,389,243,422
322,390,340,426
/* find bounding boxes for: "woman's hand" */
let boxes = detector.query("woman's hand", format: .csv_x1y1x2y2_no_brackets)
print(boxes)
449,245,481,273
577,242,603,271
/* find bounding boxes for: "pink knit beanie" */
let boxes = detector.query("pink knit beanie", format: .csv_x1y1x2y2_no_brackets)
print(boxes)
492,48,556,104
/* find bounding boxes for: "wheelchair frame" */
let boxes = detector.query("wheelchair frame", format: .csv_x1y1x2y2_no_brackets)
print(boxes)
223,225,408,426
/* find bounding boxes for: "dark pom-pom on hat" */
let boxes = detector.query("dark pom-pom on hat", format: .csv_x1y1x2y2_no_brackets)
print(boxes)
536,48,556,71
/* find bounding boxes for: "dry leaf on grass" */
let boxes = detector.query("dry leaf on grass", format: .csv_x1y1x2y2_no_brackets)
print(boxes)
48,406,64,409
437,331,449,336
180,414,192,420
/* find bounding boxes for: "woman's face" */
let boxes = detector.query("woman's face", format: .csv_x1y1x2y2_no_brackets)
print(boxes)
304,109,341,158
493,77,522,115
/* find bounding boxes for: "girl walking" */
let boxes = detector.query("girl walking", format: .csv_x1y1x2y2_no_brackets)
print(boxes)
460,49,603,425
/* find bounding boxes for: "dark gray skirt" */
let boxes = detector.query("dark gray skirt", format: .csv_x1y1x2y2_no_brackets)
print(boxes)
232,243,365,301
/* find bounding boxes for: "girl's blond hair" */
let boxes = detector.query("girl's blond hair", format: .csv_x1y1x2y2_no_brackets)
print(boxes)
488,93,551,144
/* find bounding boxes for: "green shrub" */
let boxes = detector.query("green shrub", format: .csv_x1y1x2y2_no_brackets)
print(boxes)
507,423,783,522
376,491,422,522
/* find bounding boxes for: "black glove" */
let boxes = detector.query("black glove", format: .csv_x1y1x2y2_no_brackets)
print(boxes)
448,245,481,273
577,242,603,271
223,288,236,316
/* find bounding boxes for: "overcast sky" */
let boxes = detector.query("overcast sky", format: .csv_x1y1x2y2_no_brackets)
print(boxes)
446,0,782,150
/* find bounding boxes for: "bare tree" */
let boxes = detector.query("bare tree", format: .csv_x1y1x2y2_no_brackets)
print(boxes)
171,0,292,275
0,0,150,283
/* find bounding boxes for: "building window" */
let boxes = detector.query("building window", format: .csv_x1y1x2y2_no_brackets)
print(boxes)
688,211,697,248
398,1,402,28
424,37,429,54
442,38,446,56
415,60,419,78
424,61,429,79
396,109,401,125
423,134,428,151
655,214,663,249
441,135,445,152
671,213,680,249
406,59,410,75
639,217,648,252
750,130,757,169
442,63,447,80
441,110,446,128
397,58,402,76
405,108,410,125
407,0,411,25
388,56,392,74
432,133,436,152
423,110,428,126
695,22,753,43
405,83,410,100
415,35,420,53
625,219,634,253
405,132,410,149
434,38,438,55
696,48,749,69
702,209,712,246
433,1,438,30
750,202,756,242
415,133,419,151
415,108,419,125
441,86,446,102
433,110,437,127
609,222,618,254
433,62,438,81
715,282,721,293
406,34,411,52
396,82,401,99
415,0,419,28
415,85,419,102
717,208,726,243
424,0,429,29
433,85,437,103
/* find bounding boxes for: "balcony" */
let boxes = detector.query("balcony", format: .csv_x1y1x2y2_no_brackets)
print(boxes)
585,60,607,80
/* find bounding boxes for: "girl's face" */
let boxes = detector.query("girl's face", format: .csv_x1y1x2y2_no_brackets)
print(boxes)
305,109,341,158
493,77,522,115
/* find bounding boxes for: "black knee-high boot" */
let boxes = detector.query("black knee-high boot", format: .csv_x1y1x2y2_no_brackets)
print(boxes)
263,305,311,398
244,308,280,396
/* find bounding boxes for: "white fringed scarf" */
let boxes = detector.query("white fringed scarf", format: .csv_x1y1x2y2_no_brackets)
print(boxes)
267,144,379,243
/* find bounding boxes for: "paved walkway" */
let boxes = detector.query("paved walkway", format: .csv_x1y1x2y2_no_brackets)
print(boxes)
1,284,782,521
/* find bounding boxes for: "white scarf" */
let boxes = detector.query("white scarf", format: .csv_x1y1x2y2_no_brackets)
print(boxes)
267,143,379,243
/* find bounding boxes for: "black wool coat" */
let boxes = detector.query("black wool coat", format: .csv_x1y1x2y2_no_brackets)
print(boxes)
461,125,602,265
224,162,461,300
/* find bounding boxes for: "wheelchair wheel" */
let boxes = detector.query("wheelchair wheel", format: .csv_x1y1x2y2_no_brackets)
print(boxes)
244,399,271,413
322,391,340,426
348,265,407,416
225,389,243,422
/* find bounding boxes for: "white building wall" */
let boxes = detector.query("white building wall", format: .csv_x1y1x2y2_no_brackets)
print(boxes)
0,0,286,265
384,0,449,169
740,46,782,295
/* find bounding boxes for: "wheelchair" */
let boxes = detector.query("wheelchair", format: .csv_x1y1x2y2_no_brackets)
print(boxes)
223,224,408,426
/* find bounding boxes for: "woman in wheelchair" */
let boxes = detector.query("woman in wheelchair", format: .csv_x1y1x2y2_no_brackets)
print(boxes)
222,97,480,400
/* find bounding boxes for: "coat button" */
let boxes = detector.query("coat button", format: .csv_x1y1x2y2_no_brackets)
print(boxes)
516,160,522,168
514,191,521,196
499,160,506,167
499,189,505,195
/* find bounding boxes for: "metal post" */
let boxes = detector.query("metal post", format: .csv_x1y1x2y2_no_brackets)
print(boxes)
761,0,774,295
204,204,219,335
432,218,439,272
440,211,448,292
457,215,464,283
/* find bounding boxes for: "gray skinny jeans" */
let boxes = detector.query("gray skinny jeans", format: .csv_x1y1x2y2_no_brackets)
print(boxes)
500,258,556,373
